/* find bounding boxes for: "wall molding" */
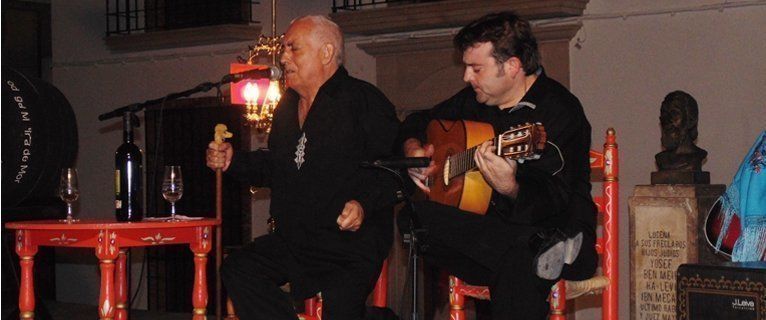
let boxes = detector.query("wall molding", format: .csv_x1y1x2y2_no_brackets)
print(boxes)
104,24,262,53
331,0,588,35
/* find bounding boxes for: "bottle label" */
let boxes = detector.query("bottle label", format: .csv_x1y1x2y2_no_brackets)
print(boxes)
115,169,121,195
115,200,122,209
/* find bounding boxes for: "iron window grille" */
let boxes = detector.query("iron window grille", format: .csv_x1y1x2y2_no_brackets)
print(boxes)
106,0,259,36
332,0,437,12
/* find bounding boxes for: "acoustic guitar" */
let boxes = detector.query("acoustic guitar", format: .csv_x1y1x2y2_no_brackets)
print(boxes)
425,119,546,215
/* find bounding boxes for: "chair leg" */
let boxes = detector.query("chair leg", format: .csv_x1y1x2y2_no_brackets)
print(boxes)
549,280,566,320
371,259,388,308
225,297,239,319
449,306,466,320
449,276,467,320
299,296,322,320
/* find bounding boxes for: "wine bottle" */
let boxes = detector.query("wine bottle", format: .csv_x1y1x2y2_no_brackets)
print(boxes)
115,112,143,221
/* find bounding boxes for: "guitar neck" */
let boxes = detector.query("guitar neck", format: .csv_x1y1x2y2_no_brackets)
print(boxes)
447,137,496,180
444,122,545,181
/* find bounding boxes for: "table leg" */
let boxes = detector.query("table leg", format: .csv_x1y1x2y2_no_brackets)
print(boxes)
96,230,119,320
15,230,38,320
99,258,116,320
192,252,209,320
115,249,128,320
190,226,212,320
19,256,36,319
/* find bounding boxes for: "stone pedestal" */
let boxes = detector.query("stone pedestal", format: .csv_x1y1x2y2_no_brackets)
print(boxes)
629,184,725,320
650,170,710,184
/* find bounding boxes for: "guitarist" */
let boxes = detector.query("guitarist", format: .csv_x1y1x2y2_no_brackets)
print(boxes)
397,12,598,319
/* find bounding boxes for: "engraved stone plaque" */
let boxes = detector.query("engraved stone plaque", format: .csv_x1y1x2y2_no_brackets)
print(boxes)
629,184,724,320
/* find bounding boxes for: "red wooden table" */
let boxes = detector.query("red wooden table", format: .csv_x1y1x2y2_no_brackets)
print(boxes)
5,218,219,320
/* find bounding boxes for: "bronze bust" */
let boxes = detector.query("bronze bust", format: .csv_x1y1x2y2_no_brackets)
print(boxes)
654,90,708,176
655,91,707,171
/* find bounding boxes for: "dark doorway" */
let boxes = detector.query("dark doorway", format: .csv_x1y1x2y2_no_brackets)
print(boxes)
144,97,250,313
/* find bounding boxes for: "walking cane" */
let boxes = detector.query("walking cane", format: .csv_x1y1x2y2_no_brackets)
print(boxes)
213,124,233,320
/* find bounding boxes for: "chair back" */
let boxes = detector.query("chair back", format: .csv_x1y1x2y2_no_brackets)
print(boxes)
550,128,619,319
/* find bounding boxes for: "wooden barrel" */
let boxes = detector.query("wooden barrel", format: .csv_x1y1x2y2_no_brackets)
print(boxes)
2,68,78,209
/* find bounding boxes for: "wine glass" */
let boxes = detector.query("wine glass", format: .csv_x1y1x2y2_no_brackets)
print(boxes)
161,166,183,221
59,168,79,223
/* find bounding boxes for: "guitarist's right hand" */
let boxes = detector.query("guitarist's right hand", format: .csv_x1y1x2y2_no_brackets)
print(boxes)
403,139,436,194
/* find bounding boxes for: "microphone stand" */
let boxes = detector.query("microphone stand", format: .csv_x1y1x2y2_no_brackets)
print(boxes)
98,74,246,121
404,207,423,320
404,198,427,320
361,163,427,320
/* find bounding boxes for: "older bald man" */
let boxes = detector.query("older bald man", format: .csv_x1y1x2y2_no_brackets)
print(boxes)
207,15,399,320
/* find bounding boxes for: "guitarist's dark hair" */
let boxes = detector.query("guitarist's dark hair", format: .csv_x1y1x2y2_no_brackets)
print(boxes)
453,11,540,75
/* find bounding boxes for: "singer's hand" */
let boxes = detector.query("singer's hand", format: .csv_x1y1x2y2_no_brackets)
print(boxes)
474,140,519,198
207,141,233,171
337,200,364,232
403,139,436,194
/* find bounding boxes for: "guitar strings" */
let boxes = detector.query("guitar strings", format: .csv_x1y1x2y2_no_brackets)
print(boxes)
450,134,563,177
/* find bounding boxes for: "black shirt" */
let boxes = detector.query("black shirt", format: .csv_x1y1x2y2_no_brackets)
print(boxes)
228,67,400,264
398,69,596,233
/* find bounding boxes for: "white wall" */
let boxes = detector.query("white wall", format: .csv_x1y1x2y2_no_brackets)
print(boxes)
48,0,766,316
570,1,766,318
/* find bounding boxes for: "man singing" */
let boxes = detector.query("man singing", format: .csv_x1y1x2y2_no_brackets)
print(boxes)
207,15,399,320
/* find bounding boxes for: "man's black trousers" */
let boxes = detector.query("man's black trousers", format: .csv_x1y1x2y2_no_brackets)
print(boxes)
398,201,559,320
221,234,380,320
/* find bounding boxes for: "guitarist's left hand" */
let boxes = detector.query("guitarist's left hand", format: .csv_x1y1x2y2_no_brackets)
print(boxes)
475,140,520,198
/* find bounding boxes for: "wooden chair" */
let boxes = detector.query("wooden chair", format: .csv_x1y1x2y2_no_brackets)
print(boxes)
225,259,389,320
448,128,619,320
298,259,389,320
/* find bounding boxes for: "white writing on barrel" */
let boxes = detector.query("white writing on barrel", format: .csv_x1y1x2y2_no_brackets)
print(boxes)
7,80,34,184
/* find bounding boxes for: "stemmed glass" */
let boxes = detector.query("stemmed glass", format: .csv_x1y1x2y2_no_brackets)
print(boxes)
59,168,80,223
161,166,183,221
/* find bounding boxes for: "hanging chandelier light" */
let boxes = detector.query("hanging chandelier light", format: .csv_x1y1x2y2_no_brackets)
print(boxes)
230,0,283,134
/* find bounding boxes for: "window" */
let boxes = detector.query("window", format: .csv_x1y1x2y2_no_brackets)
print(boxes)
106,0,258,36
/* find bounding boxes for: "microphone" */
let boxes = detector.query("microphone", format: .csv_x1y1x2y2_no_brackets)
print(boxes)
362,157,431,169
225,65,282,82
